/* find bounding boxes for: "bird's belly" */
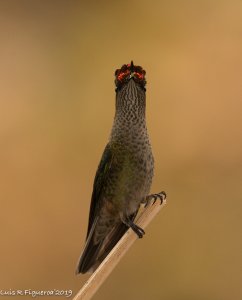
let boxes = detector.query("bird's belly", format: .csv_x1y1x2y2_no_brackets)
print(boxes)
112,153,154,216
100,140,154,220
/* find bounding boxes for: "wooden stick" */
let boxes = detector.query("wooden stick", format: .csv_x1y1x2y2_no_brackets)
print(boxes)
73,199,167,300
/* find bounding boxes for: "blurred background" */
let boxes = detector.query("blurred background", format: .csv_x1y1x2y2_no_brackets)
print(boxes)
0,1,241,299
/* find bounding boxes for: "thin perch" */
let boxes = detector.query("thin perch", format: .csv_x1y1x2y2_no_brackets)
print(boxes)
73,199,167,300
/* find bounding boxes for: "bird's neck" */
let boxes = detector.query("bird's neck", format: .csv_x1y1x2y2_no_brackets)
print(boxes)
110,102,147,143
109,84,148,143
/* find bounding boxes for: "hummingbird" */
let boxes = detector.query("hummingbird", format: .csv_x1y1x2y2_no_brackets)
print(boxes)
76,61,166,274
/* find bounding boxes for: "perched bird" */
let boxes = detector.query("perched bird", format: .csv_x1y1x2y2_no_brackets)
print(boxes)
76,61,166,274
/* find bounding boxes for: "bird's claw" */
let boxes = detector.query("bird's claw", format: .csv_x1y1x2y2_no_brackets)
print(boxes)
144,191,166,207
124,219,145,238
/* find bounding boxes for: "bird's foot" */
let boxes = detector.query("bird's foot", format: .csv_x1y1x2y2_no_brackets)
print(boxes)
124,219,145,238
144,191,167,207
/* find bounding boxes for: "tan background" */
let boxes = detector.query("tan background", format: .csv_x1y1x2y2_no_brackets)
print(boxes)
0,1,241,299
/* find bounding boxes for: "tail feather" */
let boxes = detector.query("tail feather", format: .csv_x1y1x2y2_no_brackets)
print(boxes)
76,239,102,274
76,212,138,274
97,222,129,264
76,218,101,274
76,221,130,274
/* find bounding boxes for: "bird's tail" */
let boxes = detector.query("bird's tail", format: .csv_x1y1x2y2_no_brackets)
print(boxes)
76,220,132,274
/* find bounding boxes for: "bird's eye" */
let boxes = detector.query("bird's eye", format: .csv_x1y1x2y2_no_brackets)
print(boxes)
117,70,130,82
134,72,144,80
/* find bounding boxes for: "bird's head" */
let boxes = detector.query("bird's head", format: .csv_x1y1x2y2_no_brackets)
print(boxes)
115,61,146,92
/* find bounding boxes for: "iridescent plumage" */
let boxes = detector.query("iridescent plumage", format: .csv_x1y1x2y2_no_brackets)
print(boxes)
76,62,156,274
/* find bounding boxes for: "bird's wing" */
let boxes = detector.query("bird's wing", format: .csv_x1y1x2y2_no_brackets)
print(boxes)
76,143,116,274
86,143,114,238
76,143,138,274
